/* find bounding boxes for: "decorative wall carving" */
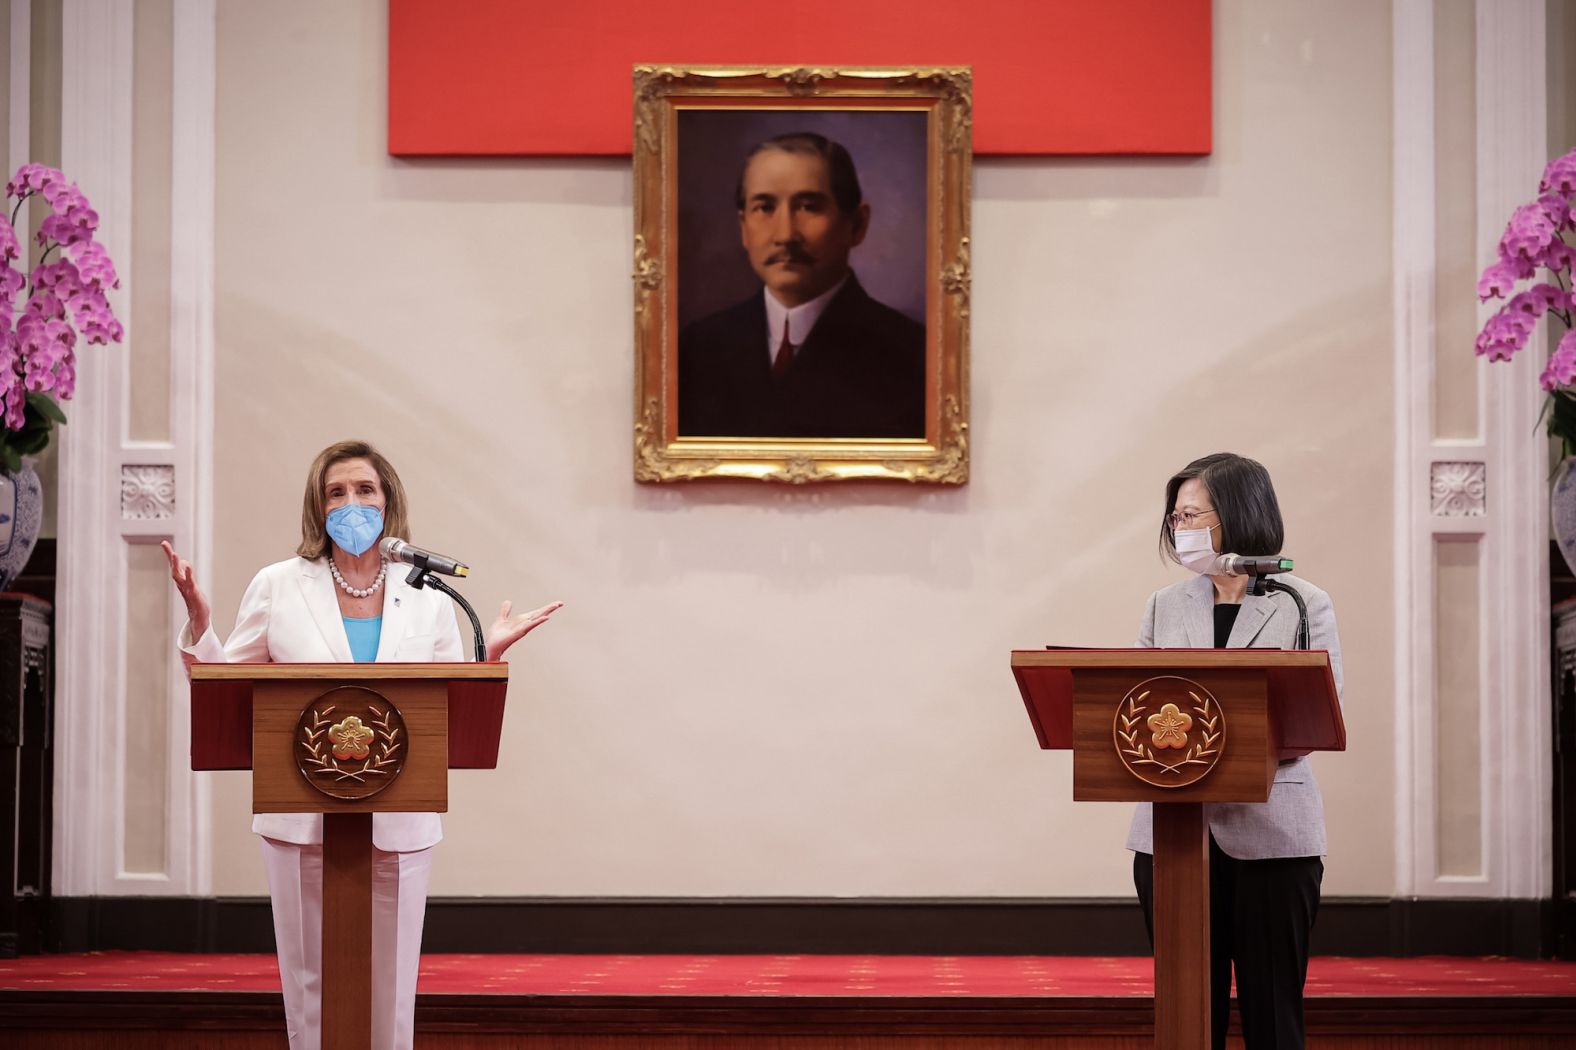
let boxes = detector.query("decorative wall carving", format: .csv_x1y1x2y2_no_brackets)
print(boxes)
1429,461,1485,517
120,464,175,519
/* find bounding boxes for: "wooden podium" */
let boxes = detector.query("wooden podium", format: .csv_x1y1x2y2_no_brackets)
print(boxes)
189,662,509,1050
1011,649,1344,1050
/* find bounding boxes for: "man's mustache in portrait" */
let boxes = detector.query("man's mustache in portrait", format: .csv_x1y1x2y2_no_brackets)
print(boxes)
766,247,817,265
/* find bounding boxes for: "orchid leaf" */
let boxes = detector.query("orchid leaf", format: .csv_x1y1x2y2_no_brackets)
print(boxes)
26,392,65,424
1551,389,1576,448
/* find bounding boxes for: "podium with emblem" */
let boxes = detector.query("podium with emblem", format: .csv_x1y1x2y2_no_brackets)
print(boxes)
1011,648,1344,1050
190,661,509,1050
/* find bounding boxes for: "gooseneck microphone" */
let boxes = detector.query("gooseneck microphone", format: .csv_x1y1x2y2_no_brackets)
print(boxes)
1219,554,1294,577
381,537,485,660
1220,552,1310,649
379,536,470,578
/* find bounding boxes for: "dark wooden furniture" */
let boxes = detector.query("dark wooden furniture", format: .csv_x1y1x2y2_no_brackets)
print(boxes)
0,594,50,959
1552,593,1576,960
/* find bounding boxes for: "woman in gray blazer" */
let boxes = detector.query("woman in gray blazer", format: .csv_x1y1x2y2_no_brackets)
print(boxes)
1128,452,1343,1050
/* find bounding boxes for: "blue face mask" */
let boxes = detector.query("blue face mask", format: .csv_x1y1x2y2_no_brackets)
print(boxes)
325,503,384,557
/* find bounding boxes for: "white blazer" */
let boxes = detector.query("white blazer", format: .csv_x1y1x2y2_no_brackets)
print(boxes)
181,556,467,852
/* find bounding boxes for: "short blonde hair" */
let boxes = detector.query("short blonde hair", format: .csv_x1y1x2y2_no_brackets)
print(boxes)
296,440,411,560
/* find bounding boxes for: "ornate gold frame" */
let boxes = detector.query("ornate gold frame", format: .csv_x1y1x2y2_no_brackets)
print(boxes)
632,66,972,484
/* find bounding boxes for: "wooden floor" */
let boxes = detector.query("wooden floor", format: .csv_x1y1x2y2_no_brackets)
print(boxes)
3,990,1575,1049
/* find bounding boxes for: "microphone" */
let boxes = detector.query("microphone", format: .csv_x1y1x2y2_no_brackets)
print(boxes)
1219,553,1294,577
378,536,470,578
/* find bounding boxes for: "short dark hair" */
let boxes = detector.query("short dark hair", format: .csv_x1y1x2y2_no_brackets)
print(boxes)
734,132,863,214
1158,452,1285,563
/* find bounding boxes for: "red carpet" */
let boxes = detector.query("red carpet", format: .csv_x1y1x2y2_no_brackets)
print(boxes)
2,952,1574,997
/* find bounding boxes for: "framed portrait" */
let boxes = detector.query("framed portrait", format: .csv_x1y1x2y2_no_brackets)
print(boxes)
632,66,972,484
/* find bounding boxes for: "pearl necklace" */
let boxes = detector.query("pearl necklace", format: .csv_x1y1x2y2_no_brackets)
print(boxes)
329,556,387,599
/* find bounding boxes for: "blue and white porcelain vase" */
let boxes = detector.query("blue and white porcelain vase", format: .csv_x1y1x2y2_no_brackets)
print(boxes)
1553,457,1576,579
0,462,43,590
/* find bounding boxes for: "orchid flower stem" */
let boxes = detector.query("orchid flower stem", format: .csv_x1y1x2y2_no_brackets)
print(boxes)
25,242,61,300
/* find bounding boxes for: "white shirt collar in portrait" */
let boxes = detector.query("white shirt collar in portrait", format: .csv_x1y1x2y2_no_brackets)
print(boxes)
762,272,850,363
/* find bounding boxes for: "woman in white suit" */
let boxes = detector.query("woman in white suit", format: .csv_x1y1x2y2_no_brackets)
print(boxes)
162,440,562,1050
1128,452,1343,1050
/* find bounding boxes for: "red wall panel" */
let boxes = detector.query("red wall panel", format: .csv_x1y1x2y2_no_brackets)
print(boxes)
387,0,1211,156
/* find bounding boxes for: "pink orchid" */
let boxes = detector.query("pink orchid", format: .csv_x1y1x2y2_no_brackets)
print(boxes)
1480,145,1576,453
0,163,123,445
1478,260,1520,300
1541,152,1576,197
1543,330,1576,391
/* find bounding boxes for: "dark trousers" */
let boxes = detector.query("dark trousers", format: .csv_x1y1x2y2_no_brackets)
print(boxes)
1133,836,1323,1050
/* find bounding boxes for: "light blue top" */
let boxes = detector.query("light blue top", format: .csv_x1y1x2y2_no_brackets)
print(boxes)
342,615,382,663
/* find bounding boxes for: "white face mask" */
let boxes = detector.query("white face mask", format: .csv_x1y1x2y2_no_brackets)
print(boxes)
1174,523,1226,575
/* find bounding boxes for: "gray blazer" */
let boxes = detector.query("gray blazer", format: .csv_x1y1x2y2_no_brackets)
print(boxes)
1125,572,1344,860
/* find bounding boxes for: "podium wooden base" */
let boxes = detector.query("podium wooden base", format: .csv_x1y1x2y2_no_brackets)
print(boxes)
1153,802,1209,1050
1013,649,1346,1050
189,663,511,1050
322,812,372,1049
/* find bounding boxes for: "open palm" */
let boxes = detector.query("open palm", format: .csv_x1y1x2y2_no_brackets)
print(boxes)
485,599,563,662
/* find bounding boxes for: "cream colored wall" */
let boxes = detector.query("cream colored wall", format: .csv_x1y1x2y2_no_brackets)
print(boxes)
1551,0,1576,158
207,0,1395,897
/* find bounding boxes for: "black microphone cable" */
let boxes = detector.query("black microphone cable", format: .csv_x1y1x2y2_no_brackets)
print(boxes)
1261,578,1311,650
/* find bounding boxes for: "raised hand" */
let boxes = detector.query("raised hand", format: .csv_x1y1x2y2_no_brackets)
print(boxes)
484,599,564,662
160,540,212,639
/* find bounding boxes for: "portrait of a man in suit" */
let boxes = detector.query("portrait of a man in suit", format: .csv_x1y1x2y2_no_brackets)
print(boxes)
678,132,927,439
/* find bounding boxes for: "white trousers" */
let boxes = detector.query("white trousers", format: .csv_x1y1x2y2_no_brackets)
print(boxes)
260,836,433,1050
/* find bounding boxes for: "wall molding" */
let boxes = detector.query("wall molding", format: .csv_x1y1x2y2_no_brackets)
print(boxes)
6,1,27,185
53,0,215,896
55,0,134,900
166,0,217,899
1391,0,1435,901
1391,0,1552,900
39,896,1558,960
1475,0,1553,902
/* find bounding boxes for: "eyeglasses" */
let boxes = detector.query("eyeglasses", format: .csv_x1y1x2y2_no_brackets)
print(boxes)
1167,508,1218,530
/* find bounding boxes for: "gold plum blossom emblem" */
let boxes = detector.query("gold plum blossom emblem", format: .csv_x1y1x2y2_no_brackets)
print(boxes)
1113,678,1226,788
1146,703,1192,749
294,688,407,801
328,716,374,760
